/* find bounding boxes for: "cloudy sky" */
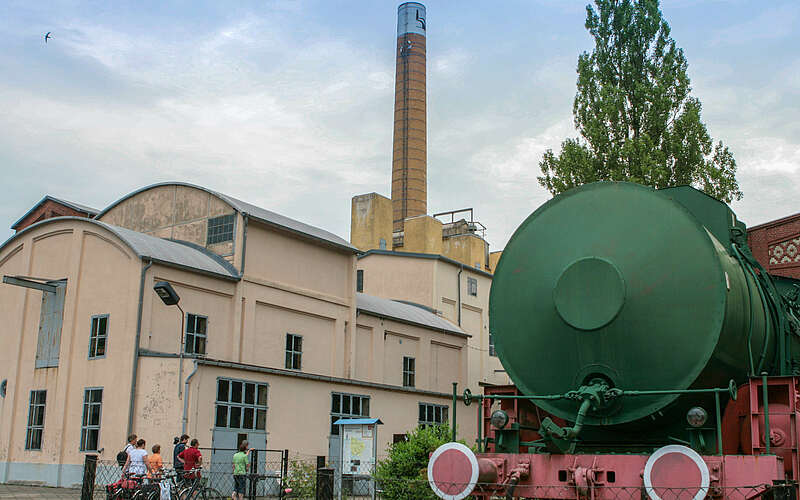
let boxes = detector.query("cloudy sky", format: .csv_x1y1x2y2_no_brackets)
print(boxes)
1,0,798,249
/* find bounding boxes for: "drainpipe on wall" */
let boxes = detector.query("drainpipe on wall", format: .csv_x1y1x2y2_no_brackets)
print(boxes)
182,360,199,435
128,260,152,436
240,214,249,276
457,264,463,326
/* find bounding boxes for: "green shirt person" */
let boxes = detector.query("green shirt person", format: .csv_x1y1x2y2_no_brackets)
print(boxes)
232,442,252,500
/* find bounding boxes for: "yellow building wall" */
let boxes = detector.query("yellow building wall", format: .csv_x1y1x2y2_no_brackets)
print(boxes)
489,251,503,273
402,216,443,255
442,233,488,272
350,193,393,252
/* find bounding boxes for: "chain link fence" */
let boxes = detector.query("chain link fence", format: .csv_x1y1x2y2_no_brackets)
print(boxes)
0,457,796,499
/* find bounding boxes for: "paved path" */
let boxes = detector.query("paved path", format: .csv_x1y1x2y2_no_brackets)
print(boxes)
0,485,83,498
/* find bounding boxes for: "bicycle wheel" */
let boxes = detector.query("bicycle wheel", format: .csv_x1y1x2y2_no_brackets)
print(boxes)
201,487,225,499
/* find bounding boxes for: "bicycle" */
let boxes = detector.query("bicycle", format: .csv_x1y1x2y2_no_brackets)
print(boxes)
106,473,146,500
141,469,181,500
177,469,224,500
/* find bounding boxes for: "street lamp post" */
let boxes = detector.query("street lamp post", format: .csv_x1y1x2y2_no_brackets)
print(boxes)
153,281,185,398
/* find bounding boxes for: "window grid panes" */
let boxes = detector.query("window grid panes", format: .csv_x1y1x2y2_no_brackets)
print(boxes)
88,315,108,359
285,334,302,370
489,332,496,357
330,392,369,435
418,403,448,428
25,390,46,450
207,214,235,245
403,356,415,388
356,270,364,293
215,378,268,431
185,314,207,355
80,388,102,451
467,277,478,296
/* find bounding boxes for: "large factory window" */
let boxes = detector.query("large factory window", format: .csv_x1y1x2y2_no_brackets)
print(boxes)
489,332,496,357
80,387,103,451
25,390,46,450
418,403,448,428
185,314,207,355
403,356,415,388
467,277,477,296
215,378,268,431
330,392,370,435
285,334,302,370
207,214,235,245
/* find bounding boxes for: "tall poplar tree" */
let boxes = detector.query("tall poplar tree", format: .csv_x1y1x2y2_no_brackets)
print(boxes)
538,0,742,202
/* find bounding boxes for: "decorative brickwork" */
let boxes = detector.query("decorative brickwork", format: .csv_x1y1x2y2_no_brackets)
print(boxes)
747,213,800,279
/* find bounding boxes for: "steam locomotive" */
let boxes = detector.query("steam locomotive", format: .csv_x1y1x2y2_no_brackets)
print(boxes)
427,182,800,499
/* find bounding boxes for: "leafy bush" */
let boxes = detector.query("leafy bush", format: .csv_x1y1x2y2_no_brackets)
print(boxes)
286,459,317,498
374,425,463,500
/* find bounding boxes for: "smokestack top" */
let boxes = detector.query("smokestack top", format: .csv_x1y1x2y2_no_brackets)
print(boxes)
397,2,426,37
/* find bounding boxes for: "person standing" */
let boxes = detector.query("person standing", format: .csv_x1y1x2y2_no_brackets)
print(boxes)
118,434,137,468
148,444,163,479
232,441,252,500
177,438,203,480
123,439,150,477
173,435,189,475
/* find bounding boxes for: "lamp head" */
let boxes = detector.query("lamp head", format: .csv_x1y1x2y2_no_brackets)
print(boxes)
153,281,180,305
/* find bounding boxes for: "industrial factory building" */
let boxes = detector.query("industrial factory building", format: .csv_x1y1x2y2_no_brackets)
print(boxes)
0,182,476,487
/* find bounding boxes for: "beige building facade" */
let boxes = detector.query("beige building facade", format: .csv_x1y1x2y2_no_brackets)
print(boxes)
356,250,510,391
0,183,474,487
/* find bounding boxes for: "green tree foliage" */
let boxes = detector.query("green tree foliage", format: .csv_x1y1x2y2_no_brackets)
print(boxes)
538,0,742,202
374,425,459,500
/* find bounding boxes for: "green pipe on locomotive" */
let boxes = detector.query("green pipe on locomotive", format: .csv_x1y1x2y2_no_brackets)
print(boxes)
488,182,800,454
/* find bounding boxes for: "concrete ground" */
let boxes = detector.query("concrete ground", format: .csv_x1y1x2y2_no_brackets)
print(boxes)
0,485,83,498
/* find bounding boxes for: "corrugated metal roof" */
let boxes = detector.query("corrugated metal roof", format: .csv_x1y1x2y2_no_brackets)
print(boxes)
103,223,240,280
95,182,357,253
11,195,100,230
356,293,468,337
218,192,356,253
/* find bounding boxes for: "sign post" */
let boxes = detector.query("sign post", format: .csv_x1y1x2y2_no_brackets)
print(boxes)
334,418,383,500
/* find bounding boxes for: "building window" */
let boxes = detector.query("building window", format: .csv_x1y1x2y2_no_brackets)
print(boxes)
215,378,268,431
419,403,448,427
80,388,103,451
330,392,370,435
88,315,109,359
356,270,364,293
25,390,46,450
489,331,496,357
467,277,477,297
207,214,235,245
403,356,415,388
285,334,302,370
379,238,387,250
185,314,207,355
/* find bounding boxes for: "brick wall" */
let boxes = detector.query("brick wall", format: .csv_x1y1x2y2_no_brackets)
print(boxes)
14,200,93,233
747,213,800,279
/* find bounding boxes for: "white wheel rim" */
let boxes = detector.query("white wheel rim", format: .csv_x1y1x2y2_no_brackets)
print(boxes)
427,442,479,500
643,444,710,500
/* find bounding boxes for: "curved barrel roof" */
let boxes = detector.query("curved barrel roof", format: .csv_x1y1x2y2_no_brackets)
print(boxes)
2,217,240,280
96,182,357,253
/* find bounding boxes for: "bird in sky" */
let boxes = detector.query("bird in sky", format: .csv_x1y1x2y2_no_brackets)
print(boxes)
44,32,52,43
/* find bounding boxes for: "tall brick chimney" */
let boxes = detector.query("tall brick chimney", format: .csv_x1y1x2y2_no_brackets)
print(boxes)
391,2,427,232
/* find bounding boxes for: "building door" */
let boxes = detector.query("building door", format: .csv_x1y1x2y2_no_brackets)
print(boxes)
210,378,270,494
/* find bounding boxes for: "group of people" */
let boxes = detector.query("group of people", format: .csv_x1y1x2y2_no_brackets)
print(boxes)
119,433,203,481
119,433,253,500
